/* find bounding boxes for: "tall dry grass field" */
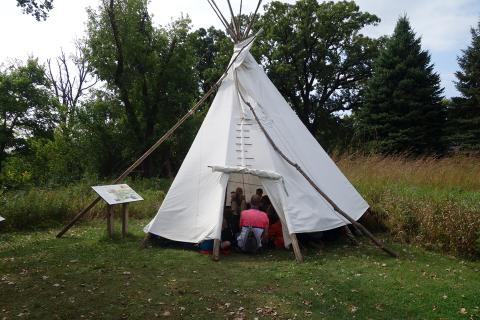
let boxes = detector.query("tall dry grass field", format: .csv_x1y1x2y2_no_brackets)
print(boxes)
337,154,480,190
336,154,480,256
2,155,479,257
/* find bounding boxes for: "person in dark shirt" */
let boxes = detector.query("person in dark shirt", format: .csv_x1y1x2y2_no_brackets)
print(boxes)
256,188,263,198
260,195,271,213
230,187,246,234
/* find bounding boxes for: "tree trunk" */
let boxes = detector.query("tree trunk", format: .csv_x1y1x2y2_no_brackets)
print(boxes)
163,158,174,179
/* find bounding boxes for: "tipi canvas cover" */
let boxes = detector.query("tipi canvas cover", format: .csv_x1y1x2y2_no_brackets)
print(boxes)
144,37,369,247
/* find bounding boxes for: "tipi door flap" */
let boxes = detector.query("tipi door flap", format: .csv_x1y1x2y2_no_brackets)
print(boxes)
196,172,230,242
260,178,292,248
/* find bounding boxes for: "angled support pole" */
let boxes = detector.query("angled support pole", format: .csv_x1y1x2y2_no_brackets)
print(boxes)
56,34,260,239
234,74,398,258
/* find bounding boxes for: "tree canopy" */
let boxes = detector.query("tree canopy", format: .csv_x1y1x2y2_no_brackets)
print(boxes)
255,0,380,146
0,59,58,168
16,0,53,21
447,19,480,151
84,0,225,177
355,16,445,154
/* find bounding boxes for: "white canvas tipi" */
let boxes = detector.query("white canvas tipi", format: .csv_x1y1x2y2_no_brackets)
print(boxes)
55,2,394,258
144,36,369,248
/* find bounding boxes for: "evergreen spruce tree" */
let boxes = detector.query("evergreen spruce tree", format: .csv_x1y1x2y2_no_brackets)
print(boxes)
448,20,480,152
356,16,445,154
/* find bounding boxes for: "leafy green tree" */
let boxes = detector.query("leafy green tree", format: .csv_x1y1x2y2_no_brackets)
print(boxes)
189,27,232,94
0,59,58,168
355,16,445,154
16,0,53,21
447,19,480,152
24,92,122,184
84,0,199,177
255,0,380,146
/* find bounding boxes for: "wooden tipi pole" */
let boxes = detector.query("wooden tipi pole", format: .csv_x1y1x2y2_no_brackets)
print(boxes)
56,34,259,238
207,0,238,40
243,0,262,39
226,0,240,38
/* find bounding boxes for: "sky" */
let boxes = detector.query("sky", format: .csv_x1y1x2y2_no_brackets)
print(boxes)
0,0,479,98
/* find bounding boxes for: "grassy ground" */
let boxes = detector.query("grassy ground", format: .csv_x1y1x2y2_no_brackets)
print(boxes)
1,219,479,320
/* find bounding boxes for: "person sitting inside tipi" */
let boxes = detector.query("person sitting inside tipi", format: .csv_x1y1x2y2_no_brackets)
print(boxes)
230,187,247,234
267,207,284,249
236,194,269,253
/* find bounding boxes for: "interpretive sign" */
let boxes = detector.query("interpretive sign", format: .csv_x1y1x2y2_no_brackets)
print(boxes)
92,184,143,205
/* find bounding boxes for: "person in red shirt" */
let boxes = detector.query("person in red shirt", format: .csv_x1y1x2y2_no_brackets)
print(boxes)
267,208,284,249
237,194,269,252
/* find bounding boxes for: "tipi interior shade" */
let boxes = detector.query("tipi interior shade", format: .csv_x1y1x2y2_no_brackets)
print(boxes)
144,36,369,246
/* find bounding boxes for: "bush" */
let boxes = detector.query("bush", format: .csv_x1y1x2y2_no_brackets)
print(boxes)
0,156,34,188
363,185,480,256
0,178,170,232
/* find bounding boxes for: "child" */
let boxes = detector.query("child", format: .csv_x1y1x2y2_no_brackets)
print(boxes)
267,207,284,249
199,217,233,255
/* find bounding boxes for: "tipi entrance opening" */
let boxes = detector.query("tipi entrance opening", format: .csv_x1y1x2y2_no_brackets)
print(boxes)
226,172,262,205
221,170,295,254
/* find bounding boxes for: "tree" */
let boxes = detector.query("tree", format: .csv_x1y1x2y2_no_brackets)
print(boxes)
189,27,232,94
447,19,480,152
255,0,380,145
0,59,58,168
84,0,199,177
46,42,98,129
355,16,445,154
16,0,53,21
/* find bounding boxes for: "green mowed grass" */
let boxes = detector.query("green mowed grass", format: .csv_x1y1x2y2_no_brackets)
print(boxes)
1,220,479,319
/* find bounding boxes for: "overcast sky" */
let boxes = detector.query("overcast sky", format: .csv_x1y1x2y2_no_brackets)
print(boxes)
0,0,479,97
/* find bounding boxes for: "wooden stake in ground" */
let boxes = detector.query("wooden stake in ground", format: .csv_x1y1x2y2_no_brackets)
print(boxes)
290,233,304,263
121,203,129,238
213,239,221,261
106,205,114,238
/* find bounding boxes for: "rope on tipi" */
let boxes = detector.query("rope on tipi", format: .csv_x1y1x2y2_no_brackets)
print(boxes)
234,71,398,258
